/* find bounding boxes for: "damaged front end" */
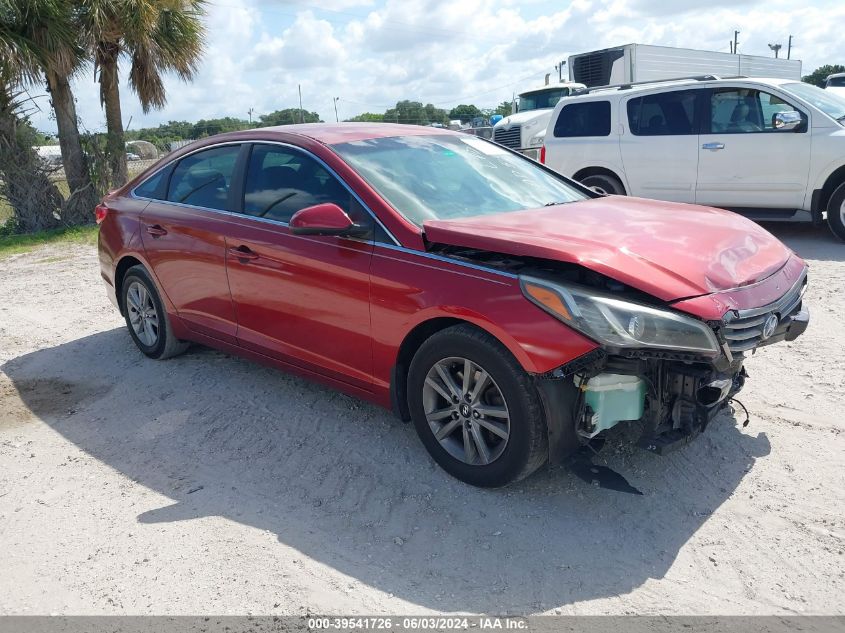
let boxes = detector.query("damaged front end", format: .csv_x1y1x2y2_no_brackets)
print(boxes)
431,244,809,462
534,268,809,461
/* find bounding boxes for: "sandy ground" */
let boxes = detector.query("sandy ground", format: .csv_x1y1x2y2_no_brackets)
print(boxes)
0,222,843,616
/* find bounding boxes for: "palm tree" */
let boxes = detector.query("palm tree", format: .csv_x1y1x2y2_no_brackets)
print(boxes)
81,0,206,185
0,0,98,225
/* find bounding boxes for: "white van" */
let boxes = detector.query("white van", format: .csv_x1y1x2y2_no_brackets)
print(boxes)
541,76,845,240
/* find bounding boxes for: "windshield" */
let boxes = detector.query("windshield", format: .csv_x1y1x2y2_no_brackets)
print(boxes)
333,134,585,226
519,89,569,112
782,82,845,121
827,76,845,87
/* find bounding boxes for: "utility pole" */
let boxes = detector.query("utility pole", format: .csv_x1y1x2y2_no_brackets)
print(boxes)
768,43,782,58
732,30,740,54
333,97,339,123
298,84,304,124
787,35,793,59
247,107,254,124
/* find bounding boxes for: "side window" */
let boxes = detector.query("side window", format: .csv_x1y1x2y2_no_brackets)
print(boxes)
243,145,372,233
627,90,698,135
167,145,241,210
133,165,171,200
553,101,611,137
759,92,797,130
709,89,804,134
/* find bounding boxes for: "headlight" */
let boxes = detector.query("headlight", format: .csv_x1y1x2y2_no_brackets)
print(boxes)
529,133,546,146
520,277,720,356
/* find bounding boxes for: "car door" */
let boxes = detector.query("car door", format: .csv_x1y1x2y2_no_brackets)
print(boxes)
139,144,246,343
223,142,378,389
619,88,702,203
696,86,811,209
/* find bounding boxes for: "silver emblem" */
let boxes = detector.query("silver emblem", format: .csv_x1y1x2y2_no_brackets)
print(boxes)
761,314,779,340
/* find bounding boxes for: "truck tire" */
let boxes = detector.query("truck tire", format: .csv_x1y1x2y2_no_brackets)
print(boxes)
580,173,626,196
827,182,845,242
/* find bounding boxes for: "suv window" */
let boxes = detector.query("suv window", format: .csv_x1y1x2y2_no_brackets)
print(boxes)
627,90,698,135
709,88,803,133
244,144,374,233
553,101,611,137
167,145,241,210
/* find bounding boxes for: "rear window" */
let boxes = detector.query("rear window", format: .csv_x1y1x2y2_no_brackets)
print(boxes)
553,101,611,137
627,90,698,135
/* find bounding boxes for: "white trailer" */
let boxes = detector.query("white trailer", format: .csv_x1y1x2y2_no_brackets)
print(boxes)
568,43,802,87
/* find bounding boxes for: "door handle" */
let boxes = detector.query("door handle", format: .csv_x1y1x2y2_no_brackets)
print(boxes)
145,224,167,237
702,142,725,150
228,245,259,261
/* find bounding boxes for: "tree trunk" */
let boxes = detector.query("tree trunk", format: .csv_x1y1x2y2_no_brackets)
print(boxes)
98,42,128,187
45,69,99,226
0,81,62,233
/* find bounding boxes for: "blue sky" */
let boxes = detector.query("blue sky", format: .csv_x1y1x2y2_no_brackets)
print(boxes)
26,0,845,134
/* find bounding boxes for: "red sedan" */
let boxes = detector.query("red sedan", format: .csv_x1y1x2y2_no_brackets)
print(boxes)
97,124,809,487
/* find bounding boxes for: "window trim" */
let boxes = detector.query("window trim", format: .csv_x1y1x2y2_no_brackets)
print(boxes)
130,139,400,246
703,86,809,135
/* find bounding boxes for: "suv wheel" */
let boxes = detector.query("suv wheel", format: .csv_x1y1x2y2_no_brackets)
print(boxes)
121,265,189,360
580,173,626,196
827,182,845,242
407,325,548,487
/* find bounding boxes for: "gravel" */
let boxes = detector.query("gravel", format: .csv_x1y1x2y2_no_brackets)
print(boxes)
0,221,843,615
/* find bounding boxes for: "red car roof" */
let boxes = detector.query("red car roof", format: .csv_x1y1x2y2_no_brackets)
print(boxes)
259,122,453,145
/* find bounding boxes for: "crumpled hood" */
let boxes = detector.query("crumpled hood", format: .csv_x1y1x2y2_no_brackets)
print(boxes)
423,196,794,302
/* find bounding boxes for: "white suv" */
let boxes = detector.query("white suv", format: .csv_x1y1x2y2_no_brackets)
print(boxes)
541,76,845,240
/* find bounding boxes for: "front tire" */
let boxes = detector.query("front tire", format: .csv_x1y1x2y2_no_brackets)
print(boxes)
827,182,845,242
407,325,548,487
579,173,626,195
121,265,189,360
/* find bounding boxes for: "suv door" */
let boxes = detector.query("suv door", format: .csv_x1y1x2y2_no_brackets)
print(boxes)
222,143,378,390
620,88,703,203
696,86,811,209
139,144,245,343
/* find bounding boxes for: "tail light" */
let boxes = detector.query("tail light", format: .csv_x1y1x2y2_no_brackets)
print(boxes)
94,203,109,224
539,144,546,164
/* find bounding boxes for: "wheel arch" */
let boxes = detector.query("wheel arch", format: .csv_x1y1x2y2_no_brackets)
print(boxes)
390,317,532,422
571,166,627,194
114,255,145,315
815,164,845,214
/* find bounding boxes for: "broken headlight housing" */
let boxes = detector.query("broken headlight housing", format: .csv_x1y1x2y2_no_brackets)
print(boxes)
520,276,720,356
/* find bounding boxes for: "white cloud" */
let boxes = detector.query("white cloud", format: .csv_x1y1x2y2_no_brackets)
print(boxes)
25,0,845,134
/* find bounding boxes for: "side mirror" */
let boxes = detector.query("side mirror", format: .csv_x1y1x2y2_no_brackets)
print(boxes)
289,203,366,237
773,111,803,131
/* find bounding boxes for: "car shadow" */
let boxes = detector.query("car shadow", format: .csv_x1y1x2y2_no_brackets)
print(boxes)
759,221,843,263
2,329,770,614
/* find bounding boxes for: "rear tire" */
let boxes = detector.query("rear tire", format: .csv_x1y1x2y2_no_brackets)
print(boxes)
580,173,626,195
407,325,548,488
827,182,845,242
121,265,189,360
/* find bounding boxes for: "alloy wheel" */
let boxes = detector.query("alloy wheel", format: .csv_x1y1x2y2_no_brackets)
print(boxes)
422,356,510,466
126,281,159,347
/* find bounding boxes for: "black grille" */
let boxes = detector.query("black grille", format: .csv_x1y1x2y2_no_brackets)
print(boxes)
493,126,521,149
721,274,806,353
571,49,625,87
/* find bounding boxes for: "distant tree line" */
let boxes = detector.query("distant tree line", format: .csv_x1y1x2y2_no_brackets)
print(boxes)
802,64,845,88
125,108,321,151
